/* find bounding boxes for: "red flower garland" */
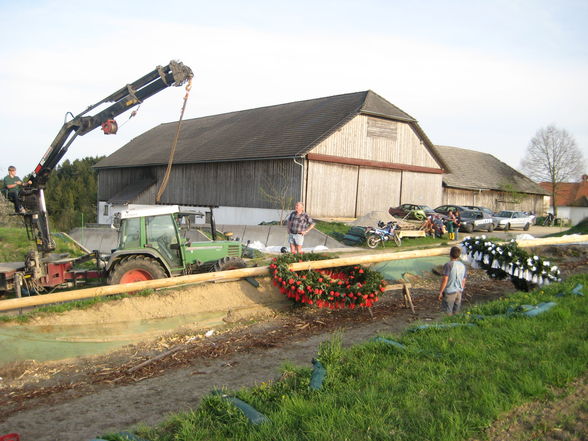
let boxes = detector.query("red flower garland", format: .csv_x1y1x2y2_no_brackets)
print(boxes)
269,254,386,309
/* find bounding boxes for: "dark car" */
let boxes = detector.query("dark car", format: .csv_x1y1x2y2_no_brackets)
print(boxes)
433,204,468,216
458,210,495,233
462,205,494,216
388,203,435,220
462,206,498,228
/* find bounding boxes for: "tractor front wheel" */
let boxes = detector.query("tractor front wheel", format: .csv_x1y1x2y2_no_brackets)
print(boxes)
107,255,167,285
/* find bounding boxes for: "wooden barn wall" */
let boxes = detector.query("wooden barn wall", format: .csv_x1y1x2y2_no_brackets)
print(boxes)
134,184,157,205
356,168,402,216
395,123,439,168
400,172,443,208
98,160,301,209
305,161,357,217
443,188,545,213
311,115,440,168
306,161,440,218
155,160,301,208
97,167,155,201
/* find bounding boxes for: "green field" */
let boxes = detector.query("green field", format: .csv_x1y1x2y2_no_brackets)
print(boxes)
99,274,588,441
0,226,84,262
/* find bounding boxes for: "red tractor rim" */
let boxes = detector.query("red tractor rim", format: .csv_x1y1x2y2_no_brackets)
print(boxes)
120,269,153,284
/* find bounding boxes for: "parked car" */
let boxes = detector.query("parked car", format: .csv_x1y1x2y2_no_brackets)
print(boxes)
458,210,495,233
494,210,534,231
461,205,498,228
388,203,435,220
433,204,468,216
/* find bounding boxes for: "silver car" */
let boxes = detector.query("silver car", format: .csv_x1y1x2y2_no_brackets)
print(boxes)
494,210,534,231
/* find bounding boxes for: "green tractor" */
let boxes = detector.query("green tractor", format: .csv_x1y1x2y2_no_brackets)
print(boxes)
106,205,246,285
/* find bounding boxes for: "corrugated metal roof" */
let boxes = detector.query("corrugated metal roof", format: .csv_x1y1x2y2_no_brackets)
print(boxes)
95,90,421,169
434,145,548,195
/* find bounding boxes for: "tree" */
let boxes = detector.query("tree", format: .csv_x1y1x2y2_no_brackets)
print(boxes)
45,156,104,231
259,174,295,224
520,125,585,217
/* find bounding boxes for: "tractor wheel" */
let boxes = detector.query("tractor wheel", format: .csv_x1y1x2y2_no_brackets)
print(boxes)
523,223,530,231
213,257,247,272
366,234,381,249
107,255,167,285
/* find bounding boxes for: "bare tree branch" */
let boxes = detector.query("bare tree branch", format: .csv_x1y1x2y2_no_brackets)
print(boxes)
520,125,585,216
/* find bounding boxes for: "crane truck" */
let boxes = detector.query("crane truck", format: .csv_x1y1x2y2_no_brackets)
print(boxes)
0,61,245,297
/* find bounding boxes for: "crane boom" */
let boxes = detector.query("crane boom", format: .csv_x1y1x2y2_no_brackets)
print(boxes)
20,60,193,253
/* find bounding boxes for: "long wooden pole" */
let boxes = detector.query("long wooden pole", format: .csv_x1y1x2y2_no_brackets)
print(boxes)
0,234,585,312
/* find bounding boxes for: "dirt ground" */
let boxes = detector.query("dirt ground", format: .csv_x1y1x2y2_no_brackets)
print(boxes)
0,245,587,441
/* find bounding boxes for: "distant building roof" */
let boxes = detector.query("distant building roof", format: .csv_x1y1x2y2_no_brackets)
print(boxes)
433,145,548,195
539,175,588,206
95,90,444,169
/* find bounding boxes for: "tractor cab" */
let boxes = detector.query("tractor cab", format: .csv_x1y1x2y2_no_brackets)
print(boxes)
106,205,244,285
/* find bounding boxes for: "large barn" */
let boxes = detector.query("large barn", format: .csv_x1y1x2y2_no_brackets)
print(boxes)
433,145,548,214
95,91,447,224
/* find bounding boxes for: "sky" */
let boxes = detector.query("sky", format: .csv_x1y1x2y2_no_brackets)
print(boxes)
1,0,587,179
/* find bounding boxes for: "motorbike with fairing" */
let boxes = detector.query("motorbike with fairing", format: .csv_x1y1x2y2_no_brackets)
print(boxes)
365,220,401,248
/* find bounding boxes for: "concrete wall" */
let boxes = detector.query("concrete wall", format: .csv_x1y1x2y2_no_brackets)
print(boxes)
547,206,588,226
98,202,285,226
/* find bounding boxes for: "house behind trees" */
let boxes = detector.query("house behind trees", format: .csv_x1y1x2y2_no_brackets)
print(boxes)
539,175,588,225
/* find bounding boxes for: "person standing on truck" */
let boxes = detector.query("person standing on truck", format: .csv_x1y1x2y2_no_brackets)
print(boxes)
2,166,31,213
286,202,315,254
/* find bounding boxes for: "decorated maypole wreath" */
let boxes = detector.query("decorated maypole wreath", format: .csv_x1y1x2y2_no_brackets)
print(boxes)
460,235,561,291
270,253,386,309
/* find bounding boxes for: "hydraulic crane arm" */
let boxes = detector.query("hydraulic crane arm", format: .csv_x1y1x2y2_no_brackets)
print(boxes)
31,60,193,187
22,60,193,254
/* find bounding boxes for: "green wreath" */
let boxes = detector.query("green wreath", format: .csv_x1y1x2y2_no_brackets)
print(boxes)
269,253,386,309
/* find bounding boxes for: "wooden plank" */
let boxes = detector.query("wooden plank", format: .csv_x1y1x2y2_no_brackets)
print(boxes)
398,230,426,238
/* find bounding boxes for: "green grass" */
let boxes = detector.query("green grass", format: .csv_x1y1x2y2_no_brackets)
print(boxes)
102,274,588,441
544,218,588,237
0,226,85,262
314,220,449,249
314,221,352,241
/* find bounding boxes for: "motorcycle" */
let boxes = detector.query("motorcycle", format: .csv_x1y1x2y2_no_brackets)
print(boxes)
365,220,401,248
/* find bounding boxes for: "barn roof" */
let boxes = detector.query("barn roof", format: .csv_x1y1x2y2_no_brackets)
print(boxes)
95,90,441,169
434,145,548,195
